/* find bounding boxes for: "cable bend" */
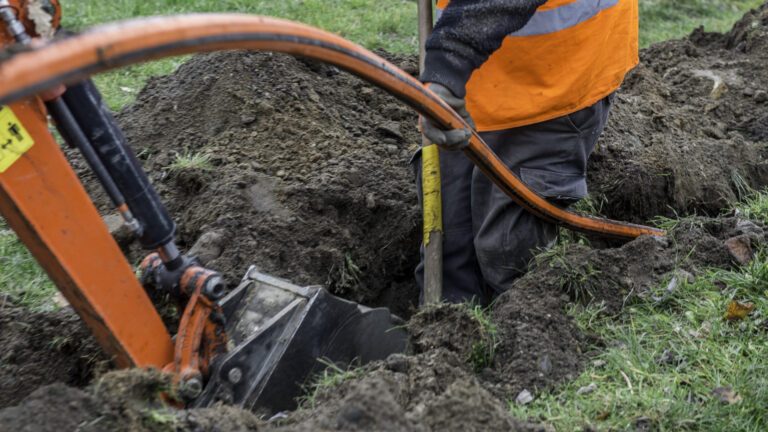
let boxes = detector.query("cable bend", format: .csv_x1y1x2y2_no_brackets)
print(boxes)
0,13,664,239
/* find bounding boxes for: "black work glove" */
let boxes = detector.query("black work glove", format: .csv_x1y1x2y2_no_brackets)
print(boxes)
420,83,475,151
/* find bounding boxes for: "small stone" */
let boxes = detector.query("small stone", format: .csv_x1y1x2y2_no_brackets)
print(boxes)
102,214,134,246
675,269,695,284
188,230,226,265
735,219,764,239
385,144,399,155
52,292,70,308
240,113,257,125
307,88,321,103
725,235,754,265
385,353,409,373
515,389,534,405
255,100,275,116
592,359,607,368
365,193,376,209
703,126,726,140
539,355,552,374
754,90,768,103
576,383,597,395
337,404,367,427
276,169,287,178
376,122,403,141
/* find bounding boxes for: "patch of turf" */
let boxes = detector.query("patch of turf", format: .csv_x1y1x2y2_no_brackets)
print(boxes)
0,218,57,310
510,192,768,431
639,0,764,47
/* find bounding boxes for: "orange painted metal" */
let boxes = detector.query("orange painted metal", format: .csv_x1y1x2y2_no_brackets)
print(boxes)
0,97,174,368
0,14,663,240
0,0,62,45
174,265,227,383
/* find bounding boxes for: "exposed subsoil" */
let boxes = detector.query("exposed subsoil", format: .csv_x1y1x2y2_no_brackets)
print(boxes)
2,4,768,431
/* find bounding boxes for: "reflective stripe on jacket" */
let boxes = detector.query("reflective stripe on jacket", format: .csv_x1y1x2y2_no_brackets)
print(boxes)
435,0,638,131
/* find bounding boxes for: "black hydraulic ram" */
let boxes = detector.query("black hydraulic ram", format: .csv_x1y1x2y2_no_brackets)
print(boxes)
60,80,181,267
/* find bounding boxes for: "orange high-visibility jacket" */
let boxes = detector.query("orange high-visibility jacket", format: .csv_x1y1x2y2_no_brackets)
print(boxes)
434,0,639,132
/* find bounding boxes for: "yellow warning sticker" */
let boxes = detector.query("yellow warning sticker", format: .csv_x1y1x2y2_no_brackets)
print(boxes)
0,105,34,173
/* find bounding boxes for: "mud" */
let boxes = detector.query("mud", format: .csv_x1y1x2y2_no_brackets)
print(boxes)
3,4,768,432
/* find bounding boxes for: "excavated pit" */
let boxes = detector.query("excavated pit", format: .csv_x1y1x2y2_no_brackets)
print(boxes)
2,4,768,431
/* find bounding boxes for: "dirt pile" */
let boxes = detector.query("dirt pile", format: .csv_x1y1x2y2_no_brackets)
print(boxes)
0,369,262,432
111,51,422,316
590,5,768,222
0,304,107,409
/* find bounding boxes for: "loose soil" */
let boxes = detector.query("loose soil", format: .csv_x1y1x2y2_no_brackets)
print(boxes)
2,4,768,431
590,6,768,223
115,51,424,318
0,303,107,409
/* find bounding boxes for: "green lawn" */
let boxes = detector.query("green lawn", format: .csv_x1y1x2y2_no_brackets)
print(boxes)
511,193,768,430
640,0,764,46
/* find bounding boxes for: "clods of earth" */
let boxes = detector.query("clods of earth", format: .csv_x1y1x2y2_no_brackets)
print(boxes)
2,4,768,431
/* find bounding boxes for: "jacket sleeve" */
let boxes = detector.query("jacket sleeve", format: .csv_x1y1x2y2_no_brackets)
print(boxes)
421,0,546,98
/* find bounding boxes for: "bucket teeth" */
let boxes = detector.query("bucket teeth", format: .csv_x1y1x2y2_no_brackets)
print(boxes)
194,268,408,413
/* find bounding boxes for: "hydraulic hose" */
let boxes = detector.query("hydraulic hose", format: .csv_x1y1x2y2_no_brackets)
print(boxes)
0,14,664,240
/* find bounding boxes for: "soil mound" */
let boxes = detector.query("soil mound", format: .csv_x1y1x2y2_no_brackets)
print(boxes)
483,216,765,399
276,350,545,432
0,369,262,432
590,5,768,222
272,215,765,430
0,304,107,409
114,51,422,316
101,4,768,317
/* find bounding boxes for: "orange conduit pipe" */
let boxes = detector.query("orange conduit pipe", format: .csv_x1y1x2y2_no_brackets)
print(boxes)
0,14,663,240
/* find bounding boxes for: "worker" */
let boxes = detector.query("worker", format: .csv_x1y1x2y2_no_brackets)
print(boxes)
415,0,638,304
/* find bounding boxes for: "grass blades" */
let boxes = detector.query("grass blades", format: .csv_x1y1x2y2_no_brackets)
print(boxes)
0,219,57,310
510,193,768,431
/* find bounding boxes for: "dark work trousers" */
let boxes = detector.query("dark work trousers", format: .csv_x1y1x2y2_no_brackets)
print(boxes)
414,94,613,305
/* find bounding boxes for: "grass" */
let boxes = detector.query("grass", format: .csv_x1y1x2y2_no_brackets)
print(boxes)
639,0,764,47
0,219,57,310
535,243,602,303
299,359,362,409
467,304,500,372
168,152,213,172
509,193,768,431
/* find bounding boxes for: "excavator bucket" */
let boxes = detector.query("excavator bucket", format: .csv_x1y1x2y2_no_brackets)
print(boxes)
194,267,408,414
